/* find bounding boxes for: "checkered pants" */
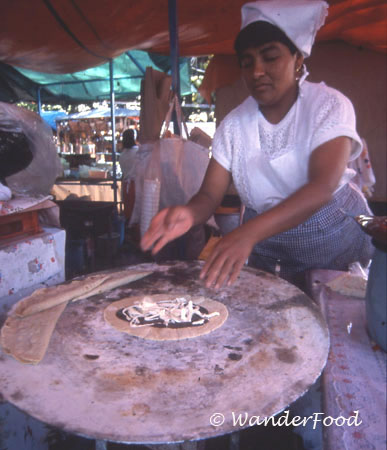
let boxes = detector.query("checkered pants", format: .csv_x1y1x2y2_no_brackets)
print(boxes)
244,183,374,284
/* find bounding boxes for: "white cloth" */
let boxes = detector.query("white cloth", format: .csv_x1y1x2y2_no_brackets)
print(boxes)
0,182,12,201
119,146,138,182
241,0,328,57
212,80,362,214
349,138,376,198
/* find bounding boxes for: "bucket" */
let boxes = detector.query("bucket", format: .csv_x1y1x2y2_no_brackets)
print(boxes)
97,232,121,259
366,242,387,351
112,213,125,246
65,239,85,278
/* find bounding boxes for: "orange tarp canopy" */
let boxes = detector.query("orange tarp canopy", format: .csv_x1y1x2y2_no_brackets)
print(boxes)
1,0,386,74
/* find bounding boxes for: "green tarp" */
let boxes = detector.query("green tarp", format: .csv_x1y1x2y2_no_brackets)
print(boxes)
0,50,193,104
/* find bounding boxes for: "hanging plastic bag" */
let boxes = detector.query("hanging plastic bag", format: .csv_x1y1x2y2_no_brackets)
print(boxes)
0,102,61,195
133,95,211,234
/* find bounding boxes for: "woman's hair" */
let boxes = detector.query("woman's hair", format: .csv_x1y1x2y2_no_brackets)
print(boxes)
122,128,136,148
234,21,298,60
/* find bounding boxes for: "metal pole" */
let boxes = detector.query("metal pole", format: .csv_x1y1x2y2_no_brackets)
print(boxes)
109,58,118,204
95,440,107,450
37,87,42,116
168,0,181,135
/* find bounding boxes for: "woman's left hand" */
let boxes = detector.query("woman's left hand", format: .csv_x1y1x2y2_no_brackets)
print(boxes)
200,227,256,289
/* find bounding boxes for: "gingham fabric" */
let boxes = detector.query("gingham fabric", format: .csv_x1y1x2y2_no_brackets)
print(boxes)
244,183,374,283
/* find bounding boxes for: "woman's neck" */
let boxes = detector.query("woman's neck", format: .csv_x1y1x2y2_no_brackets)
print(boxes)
259,84,299,124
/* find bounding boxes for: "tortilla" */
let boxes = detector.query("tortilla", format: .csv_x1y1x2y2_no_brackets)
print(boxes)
13,269,152,317
104,294,228,341
1,269,152,364
1,302,68,364
326,273,367,298
13,274,109,317
82,270,152,298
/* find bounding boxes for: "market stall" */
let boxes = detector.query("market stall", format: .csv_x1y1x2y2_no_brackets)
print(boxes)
56,106,140,154
51,106,139,206
52,179,121,203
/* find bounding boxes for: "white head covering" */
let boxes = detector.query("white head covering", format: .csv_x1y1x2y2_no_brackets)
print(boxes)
240,0,329,58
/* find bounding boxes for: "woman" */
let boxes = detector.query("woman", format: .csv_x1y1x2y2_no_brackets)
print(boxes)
119,128,138,222
141,0,373,289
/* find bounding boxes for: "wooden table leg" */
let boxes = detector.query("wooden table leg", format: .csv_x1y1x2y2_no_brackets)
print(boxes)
95,439,206,449
229,431,240,450
95,439,107,450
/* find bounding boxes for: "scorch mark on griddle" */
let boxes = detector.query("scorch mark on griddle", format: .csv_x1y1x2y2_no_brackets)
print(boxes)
264,294,326,329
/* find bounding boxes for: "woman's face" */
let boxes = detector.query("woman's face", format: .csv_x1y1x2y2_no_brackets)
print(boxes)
240,41,303,110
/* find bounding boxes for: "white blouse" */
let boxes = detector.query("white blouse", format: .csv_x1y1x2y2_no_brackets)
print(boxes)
119,146,138,182
212,80,362,214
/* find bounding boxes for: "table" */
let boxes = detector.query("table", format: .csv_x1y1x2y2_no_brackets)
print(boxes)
0,261,329,447
0,227,65,307
308,270,387,450
52,179,122,202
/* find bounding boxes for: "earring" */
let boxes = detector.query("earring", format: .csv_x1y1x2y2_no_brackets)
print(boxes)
295,65,303,81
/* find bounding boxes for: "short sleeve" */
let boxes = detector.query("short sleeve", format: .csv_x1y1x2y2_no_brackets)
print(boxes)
211,116,233,171
311,89,362,161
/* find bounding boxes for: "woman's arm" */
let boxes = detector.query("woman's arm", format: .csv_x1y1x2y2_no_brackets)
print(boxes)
200,136,352,288
140,159,232,254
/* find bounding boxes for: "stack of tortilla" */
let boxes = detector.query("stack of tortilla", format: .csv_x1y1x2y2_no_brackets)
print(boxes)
0,269,151,364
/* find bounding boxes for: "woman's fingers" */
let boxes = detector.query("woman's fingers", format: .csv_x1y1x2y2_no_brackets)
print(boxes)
200,240,222,282
140,206,194,254
200,231,253,289
202,254,243,289
227,259,245,286
200,240,235,288
150,234,170,255
150,214,188,254
212,257,235,289
140,210,169,250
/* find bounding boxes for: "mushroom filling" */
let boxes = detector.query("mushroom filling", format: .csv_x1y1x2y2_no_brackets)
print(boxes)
120,296,219,328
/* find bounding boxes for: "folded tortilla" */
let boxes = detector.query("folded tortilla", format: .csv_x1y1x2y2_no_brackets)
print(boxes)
1,302,68,364
81,270,152,299
1,269,152,364
13,269,152,317
326,273,367,298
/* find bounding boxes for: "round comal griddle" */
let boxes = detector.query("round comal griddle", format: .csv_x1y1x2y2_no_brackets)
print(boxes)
0,261,329,445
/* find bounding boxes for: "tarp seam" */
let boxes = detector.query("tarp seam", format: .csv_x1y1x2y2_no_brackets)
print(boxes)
42,0,109,61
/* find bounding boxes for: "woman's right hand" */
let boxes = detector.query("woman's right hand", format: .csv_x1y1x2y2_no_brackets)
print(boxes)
141,159,232,256
140,206,194,255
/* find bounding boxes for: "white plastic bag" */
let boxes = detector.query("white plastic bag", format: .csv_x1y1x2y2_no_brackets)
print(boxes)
0,102,61,195
133,96,210,228
0,182,12,201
